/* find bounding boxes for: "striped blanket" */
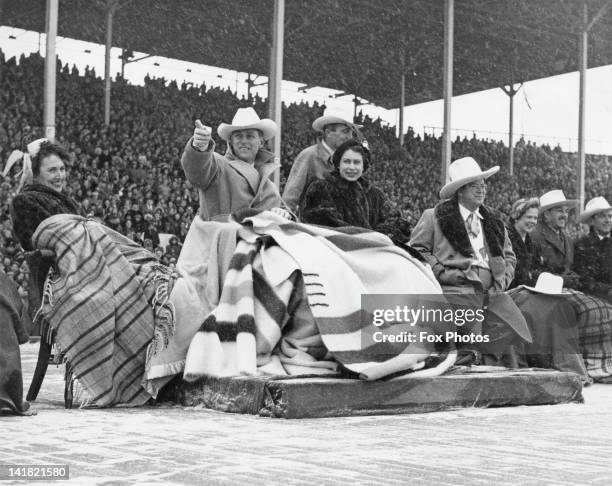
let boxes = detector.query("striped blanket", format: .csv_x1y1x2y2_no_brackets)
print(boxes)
33,215,177,407
184,211,453,381
565,290,612,379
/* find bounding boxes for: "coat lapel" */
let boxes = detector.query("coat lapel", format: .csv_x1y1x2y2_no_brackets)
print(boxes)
540,223,567,255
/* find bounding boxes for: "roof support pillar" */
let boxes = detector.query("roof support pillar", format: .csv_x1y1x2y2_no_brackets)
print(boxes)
577,0,611,214
501,83,522,177
399,72,405,148
268,0,285,188
104,3,117,126
441,0,454,186
43,0,58,141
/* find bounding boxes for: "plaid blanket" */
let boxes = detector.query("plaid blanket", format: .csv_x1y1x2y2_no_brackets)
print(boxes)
33,215,177,407
184,211,452,381
565,290,612,379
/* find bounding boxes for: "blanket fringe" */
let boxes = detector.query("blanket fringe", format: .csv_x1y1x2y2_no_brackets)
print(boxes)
146,270,177,364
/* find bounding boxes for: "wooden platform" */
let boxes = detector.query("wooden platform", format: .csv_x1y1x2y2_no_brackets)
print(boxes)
162,368,584,419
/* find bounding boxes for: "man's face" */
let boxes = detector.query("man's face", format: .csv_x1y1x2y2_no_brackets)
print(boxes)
324,124,352,150
591,209,612,236
457,179,486,210
544,206,569,230
230,129,263,163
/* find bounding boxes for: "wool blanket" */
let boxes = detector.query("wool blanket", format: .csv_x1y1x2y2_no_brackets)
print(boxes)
32,215,177,407
564,290,612,379
184,211,453,381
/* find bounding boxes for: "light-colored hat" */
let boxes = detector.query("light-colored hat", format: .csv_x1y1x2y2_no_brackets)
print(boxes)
580,196,612,222
312,106,361,132
523,272,566,295
217,107,278,141
439,157,499,199
539,190,578,212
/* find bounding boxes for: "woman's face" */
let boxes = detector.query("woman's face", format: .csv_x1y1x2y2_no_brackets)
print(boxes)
515,207,539,234
338,149,364,182
35,154,66,192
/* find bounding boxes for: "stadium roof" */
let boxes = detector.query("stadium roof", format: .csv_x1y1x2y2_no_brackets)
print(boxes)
3,0,612,109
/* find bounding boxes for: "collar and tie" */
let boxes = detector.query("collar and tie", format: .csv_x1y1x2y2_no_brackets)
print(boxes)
466,212,480,238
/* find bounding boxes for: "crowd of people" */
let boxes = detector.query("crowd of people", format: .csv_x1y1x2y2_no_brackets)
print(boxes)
2,49,612,309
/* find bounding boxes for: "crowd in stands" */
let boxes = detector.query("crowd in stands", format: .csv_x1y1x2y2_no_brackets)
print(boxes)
2,50,612,306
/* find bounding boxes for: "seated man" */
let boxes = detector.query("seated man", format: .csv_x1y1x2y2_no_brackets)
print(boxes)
574,197,612,302
181,107,291,222
282,106,357,214
410,157,531,363
530,190,580,288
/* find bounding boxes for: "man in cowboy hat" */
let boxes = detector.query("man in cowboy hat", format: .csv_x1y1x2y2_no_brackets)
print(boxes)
181,107,291,222
530,190,580,288
410,157,531,363
573,197,612,301
282,106,358,213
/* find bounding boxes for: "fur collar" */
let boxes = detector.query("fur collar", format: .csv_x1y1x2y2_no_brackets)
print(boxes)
435,199,505,257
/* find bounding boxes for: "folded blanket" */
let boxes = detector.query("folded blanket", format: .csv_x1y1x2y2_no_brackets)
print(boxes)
184,211,449,381
33,215,177,407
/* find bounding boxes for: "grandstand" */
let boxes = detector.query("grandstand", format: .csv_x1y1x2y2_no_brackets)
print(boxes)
2,49,612,305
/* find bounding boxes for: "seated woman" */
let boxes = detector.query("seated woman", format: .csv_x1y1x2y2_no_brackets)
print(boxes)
8,139,177,407
8,139,82,251
299,139,411,244
507,198,540,289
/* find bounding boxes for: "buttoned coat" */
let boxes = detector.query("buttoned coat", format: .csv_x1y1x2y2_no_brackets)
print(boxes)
282,139,333,213
573,229,612,299
181,139,285,221
409,199,516,292
530,222,573,275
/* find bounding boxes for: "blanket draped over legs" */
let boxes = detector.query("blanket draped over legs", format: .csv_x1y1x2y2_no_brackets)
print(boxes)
184,212,455,381
32,215,177,407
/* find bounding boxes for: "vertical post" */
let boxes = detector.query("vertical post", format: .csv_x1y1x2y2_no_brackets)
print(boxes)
104,4,115,126
577,1,588,215
441,0,454,185
121,48,125,79
508,89,514,176
43,0,58,142
268,0,285,187
399,72,405,147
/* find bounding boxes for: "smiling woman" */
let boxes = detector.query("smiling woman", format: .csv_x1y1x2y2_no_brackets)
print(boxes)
9,139,82,251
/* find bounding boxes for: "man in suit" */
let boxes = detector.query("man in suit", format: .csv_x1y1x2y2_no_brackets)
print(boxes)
410,157,531,362
182,107,291,222
574,197,612,301
282,106,358,213
530,190,580,288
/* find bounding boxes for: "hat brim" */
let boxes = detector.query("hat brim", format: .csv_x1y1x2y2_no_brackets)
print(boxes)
217,119,278,141
539,200,578,213
579,206,612,223
312,116,362,132
521,284,569,295
439,166,499,200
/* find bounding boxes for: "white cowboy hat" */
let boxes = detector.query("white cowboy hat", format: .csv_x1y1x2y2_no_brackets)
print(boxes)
439,157,499,199
523,272,567,295
217,107,278,141
580,196,612,222
312,106,362,132
539,190,578,212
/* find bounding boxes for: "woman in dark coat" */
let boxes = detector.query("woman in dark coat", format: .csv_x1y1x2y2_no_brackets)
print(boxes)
9,139,82,251
507,197,540,289
8,139,82,334
300,139,411,244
